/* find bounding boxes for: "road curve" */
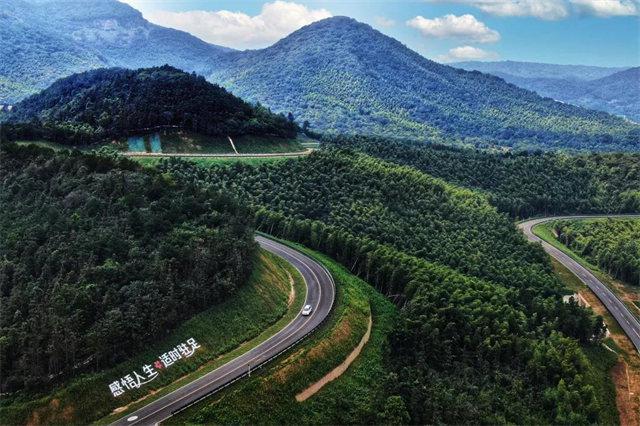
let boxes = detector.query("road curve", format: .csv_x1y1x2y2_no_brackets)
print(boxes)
518,215,640,353
111,235,335,426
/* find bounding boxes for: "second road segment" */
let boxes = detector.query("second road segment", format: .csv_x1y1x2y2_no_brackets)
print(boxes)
519,216,640,354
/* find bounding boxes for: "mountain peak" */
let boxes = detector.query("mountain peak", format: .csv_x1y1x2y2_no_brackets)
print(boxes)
276,15,389,48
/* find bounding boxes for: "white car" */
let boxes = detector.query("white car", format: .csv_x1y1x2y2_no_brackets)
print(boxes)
301,304,313,316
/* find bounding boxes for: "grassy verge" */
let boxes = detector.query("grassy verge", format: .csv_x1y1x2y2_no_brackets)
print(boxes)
14,140,93,151
132,156,293,168
14,133,305,156
0,249,305,425
533,222,640,321
169,241,398,425
582,345,620,425
121,132,304,154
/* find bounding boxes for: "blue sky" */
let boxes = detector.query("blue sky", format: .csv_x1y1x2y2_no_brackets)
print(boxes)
122,0,640,67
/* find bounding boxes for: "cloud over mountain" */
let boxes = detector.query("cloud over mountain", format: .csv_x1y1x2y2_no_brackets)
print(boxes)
438,45,499,62
145,1,332,49
407,14,500,43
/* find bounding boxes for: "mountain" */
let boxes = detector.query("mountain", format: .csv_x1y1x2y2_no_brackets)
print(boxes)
0,0,105,103
2,3,639,151
208,17,638,151
579,68,640,121
4,66,297,144
453,61,626,81
0,0,229,103
455,61,639,122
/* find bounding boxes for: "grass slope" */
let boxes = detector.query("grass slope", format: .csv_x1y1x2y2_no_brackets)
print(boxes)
170,241,398,425
120,131,304,155
0,249,305,425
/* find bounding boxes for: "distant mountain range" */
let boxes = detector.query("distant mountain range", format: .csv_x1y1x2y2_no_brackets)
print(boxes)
0,0,228,103
2,0,638,150
455,61,639,122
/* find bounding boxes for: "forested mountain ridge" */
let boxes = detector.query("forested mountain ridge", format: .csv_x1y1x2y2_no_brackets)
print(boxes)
3,2,639,151
0,143,257,391
208,17,639,151
0,0,105,103
156,151,609,423
0,0,229,103
455,61,640,122
325,135,640,217
3,66,297,144
454,61,626,81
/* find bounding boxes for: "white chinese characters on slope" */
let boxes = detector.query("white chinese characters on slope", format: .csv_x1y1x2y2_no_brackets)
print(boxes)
108,338,201,397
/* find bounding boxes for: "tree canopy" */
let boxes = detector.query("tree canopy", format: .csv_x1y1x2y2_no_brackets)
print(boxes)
0,144,256,392
3,66,297,145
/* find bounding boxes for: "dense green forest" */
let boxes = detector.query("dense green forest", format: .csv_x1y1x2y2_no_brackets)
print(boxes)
156,151,608,423
2,66,297,145
324,135,640,217
0,143,256,392
554,218,640,286
211,17,640,151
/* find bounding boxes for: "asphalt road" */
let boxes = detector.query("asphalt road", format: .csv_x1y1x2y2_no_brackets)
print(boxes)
111,235,335,426
519,215,640,353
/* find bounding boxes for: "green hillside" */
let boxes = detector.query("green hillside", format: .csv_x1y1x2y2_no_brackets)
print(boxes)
210,17,639,151
0,143,256,393
325,135,640,217
157,150,610,423
4,66,297,145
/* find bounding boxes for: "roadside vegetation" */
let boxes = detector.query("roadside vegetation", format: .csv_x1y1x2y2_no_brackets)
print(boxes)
170,242,398,425
0,249,305,425
534,221,640,320
553,218,640,287
133,156,294,168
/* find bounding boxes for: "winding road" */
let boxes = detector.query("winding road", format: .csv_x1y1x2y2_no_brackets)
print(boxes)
111,235,335,426
519,216,640,353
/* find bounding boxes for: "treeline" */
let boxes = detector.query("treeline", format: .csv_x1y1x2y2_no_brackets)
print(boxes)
324,135,640,218
157,151,609,424
0,143,256,392
554,218,640,286
2,66,297,145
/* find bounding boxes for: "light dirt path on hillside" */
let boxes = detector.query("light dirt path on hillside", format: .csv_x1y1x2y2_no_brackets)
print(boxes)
295,312,372,402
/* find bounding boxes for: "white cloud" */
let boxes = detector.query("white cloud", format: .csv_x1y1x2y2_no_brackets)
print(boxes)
425,0,639,19
145,1,332,49
407,14,500,43
570,0,638,16
436,45,499,62
374,16,397,28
